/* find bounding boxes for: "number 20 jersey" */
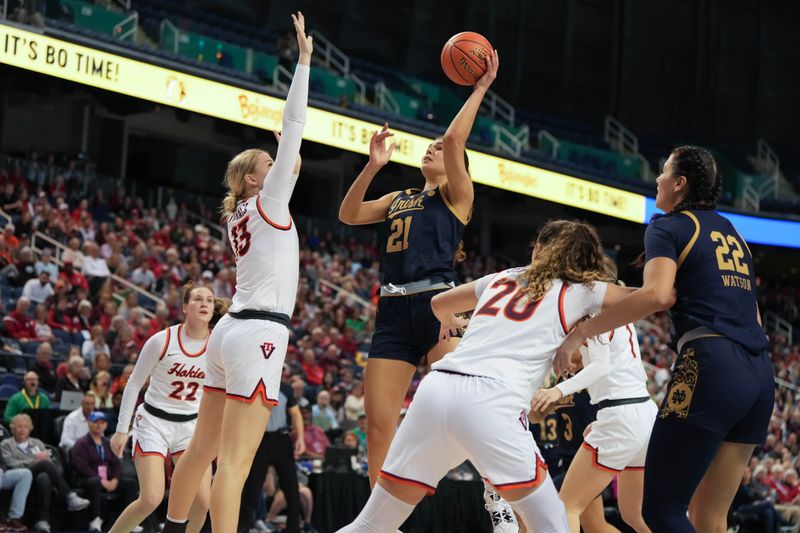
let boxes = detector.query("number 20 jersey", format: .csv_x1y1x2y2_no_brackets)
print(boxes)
432,268,608,405
143,324,208,415
226,195,299,316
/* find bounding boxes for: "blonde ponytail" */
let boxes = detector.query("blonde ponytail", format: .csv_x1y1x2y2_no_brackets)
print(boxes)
220,148,268,220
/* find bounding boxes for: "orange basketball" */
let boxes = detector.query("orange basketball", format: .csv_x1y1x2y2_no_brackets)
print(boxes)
440,31,493,86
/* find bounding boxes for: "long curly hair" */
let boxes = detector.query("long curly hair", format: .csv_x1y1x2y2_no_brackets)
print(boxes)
518,220,608,303
669,145,722,213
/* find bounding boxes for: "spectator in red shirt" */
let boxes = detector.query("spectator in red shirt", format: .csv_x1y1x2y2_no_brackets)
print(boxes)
3,297,37,350
296,406,330,461
59,259,89,293
3,223,20,254
775,469,800,530
301,349,324,387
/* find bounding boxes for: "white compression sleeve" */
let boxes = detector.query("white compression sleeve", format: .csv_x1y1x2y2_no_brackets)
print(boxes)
508,476,569,533
554,333,611,398
334,484,415,533
260,63,310,223
114,330,165,434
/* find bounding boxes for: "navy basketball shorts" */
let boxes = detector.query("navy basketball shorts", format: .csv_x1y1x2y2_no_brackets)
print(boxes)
369,290,444,366
658,336,774,443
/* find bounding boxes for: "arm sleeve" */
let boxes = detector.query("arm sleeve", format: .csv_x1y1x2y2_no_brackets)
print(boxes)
115,331,164,434
644,217,680,262
474,272,499,299
555,334,611,397
259,64,310,222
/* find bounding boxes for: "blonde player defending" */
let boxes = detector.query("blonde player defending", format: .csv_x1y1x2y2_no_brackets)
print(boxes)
108,285,223,533
161,12,312,533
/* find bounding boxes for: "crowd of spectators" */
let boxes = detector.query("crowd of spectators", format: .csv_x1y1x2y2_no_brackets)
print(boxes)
0,151,797,531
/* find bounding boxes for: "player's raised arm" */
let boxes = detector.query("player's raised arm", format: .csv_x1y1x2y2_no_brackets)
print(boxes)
441,50,499,221
339,123,399,225
260,12,312,215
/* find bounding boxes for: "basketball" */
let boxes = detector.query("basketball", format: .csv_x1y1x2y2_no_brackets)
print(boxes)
440,31,493,86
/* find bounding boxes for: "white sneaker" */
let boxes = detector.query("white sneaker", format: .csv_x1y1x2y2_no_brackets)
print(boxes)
33,520,51,533
88,516,103,533
66,491,91,511
251,520,271,532
132,527,144,533
484,484,520,533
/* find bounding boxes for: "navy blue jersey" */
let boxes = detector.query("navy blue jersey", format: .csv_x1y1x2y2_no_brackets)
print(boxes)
533,388,598,459
645,210,767,353
378,186,467,285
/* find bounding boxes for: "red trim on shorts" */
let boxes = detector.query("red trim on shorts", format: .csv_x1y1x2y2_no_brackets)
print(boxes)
625,465,645,471
378,470,436,495
158,328,171,361
256,196,292,231
491,454,549,491
203,385,227,394
177,323,209,357
582,441,622,473
558,283,569,334
171,449,186,457
625,324,637,358
133,441,166,460
225,379,279,406
609,328,615,341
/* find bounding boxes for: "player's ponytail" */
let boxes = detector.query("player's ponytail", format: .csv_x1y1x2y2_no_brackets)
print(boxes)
518,220,607,303
668,146,721,213
221,148,267,221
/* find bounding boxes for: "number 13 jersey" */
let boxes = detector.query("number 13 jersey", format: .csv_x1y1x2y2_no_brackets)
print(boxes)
227,195,299,317
432,268,608,406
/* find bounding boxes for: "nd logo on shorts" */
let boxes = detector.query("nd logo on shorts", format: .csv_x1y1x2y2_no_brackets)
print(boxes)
661,347,698,420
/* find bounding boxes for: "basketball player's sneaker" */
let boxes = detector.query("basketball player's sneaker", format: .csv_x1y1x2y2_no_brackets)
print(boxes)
484,482,520,533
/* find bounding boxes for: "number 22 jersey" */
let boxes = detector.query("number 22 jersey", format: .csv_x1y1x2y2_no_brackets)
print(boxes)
645,210,767,353
115,324,208,433
432,268,608,405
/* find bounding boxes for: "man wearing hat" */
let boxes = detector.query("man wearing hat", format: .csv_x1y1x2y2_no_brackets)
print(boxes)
70,411,138,532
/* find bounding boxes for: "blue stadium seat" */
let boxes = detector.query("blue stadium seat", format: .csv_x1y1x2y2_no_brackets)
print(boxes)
0,384,19,401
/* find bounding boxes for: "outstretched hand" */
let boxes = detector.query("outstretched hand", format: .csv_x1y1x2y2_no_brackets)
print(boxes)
474,49,499,92
368,123,395,168
291,12,313,64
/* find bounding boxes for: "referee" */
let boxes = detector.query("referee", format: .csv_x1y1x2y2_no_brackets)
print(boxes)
238,379,306,532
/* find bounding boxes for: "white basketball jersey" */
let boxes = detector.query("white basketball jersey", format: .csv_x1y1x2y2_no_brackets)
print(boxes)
226,195,299,316
578,324,649,403
143,324,208,415
433,268,608,404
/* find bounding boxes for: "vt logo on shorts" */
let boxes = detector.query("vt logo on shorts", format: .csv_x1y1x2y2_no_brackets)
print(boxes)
661,347,698,420
261,342,276,359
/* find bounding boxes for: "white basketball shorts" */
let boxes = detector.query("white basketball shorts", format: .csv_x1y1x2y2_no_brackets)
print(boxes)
582,399,658,472
131,403,196,459
380,370,548,494
203,314,289,406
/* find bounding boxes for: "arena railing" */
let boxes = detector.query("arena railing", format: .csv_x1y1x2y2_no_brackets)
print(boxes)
314,278,372,317
765,311,794,344
30,231,164,319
